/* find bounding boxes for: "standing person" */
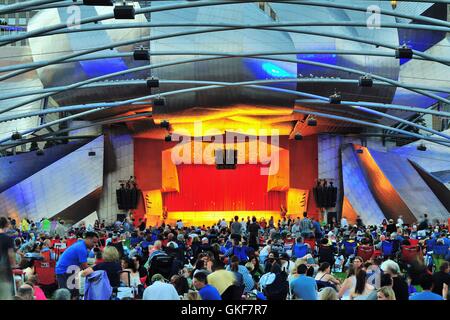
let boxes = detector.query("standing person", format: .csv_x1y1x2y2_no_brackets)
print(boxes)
397,215,404,228
248,217,260,251
356,215,364,228
55,232,99,296
0,217,16,300
300,212,314,238
382,260,409,301
340,216,348,228
432,262,450,299
230,216,242,242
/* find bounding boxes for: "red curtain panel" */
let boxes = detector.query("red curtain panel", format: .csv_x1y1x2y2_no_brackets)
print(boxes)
163,164,286,211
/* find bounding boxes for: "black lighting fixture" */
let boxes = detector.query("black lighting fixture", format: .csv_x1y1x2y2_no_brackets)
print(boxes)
114,2,135,19
44,140,54,149
146,77,160,89
133,47,149,60
11,131,22,140
417,144,427,151
356,149,364,154
391,0,397,9
88,151,96,156
83,0,113,6
29,141,39,152
358,74,373,87
165,134,172,142
160,120,170,129
294,133,303,141
329,91,342,104
153,96,166,106
36,149,44,156
307,116,317,127
395,45,413,59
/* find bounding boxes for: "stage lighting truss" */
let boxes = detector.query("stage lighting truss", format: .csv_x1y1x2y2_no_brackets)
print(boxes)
417,144,427,151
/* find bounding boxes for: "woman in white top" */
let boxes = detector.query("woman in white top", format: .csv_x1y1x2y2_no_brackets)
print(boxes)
338,264,357,300
349,269,375,300
120,257,141,287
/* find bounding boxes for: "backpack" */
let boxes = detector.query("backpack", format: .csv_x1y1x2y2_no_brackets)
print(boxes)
264,272,289,300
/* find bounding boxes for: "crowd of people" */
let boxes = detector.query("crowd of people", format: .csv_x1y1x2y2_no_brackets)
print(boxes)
0,212,449,301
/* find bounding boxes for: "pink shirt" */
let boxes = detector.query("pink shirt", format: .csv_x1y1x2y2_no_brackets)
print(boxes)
33,286,47,300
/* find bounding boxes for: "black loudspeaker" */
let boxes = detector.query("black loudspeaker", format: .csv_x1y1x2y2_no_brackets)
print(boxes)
313,183,337,208
146,77,160,88
395,46,413,59
329,93,342,104
358,75,373,87
327,212,337,225
116,187,141,210
133,48,149,60
83,0,113,5
117,214,127,222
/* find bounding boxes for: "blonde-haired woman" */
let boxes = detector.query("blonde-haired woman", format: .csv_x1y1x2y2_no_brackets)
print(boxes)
81,246,122,287
377,286,396,300
319,287,339,300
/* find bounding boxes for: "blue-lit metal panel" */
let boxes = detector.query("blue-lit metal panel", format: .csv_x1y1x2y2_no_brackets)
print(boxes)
0,136,104,221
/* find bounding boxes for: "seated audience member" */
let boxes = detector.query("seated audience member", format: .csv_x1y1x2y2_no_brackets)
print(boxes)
142,274,180,300
319,287,338,300
315,262,341,290
207,261,236,297
81,246,122,287
377,286,396,300
54,288,72,300
382,260,409,301
16,284,34,300
262,263,289,300
409,274,444,300
25,275,46,300
120,257,141,287
290,264,318,300
349,269,375,300
432,262,450,299
193,272,222,300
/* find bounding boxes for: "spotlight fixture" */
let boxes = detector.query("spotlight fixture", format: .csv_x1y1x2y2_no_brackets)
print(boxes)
395,45,413,59
160,120,170,129
11,131,22,140
329,91,342,104
29,141,39,152
133,47,149,60
294,133,303,141
82,0,113,6
114,2,135,19
417,144,427,151
307,116,317,127
390,0,397,9
36,149,44,156
165,134,172,142
153,97,166,106
356,149,364,154
88,151,96,156
44,140,54,149
146,77,160,89
358,75,373,87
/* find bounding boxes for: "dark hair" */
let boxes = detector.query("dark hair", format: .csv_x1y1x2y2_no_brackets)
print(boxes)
122,257,138,273
440,261,449,272
297,264,308,275
271,263,282,274
230,256,240,272
419,273,433,290
234,216,239,222
85,231,99,239
318,262,331,273
193,271,208,284
252,217,257,223
354,269,367,295
303,212,308,218
320,238,329,245
380,274,393,287
0,217,9,229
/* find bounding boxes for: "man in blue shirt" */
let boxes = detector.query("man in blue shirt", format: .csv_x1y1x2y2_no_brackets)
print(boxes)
193,272,222,300
55,231,99,297
409,273,444,300
290,264,318,300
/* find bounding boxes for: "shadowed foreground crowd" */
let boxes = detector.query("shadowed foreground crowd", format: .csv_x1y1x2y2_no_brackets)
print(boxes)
0,213,449,301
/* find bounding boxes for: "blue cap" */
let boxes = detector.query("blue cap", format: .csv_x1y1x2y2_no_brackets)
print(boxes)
256,292,267,300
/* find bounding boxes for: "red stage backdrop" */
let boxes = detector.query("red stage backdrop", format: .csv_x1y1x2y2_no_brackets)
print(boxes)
163,164,285,211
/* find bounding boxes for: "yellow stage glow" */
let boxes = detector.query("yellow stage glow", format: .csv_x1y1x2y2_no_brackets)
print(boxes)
163,211,283,227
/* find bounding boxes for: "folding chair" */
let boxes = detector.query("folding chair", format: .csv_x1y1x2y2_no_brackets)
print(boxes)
356,245,374,262
400,245,421,264
34,260,57,286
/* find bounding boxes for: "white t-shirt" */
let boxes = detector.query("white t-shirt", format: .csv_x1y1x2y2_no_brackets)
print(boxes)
142,281,180,300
